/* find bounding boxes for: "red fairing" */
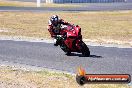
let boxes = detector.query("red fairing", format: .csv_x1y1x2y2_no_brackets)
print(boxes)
60,25,82,51
48,22,90,56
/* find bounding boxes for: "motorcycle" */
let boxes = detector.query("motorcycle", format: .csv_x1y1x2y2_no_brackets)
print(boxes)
50,24,90,56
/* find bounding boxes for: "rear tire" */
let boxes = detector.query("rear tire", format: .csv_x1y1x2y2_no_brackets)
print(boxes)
80,42,90,57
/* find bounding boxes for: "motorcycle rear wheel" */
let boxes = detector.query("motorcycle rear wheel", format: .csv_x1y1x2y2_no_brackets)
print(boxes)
80,42,90,57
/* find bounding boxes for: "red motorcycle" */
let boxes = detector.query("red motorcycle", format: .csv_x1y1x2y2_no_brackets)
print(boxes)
51,24,90,56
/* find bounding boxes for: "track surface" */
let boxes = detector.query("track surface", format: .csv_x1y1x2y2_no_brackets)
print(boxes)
0,3,132,11
0,40,132,75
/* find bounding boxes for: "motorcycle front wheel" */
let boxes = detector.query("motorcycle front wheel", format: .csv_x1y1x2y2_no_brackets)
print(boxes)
60,43,71,56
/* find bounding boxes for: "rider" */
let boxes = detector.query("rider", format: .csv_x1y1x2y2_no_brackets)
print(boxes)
48,15,70,46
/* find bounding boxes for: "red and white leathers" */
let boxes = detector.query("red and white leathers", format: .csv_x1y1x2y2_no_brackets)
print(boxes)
47,18,70,38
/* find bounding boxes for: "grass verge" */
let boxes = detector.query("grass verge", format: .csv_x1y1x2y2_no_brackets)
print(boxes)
0,66,131,88
0,11,131,46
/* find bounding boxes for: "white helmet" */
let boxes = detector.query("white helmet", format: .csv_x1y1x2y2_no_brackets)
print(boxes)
50,15,59,25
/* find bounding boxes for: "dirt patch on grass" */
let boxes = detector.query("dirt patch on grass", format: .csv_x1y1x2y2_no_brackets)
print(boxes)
0,66,131,88
0,11,132,46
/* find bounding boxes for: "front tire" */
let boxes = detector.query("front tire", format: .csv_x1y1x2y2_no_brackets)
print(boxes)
60,43,71,56
65,51,71,56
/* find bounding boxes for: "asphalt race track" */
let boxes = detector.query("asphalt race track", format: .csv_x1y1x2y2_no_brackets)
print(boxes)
0,1,132,78
0,3,132,11
0,40,132,75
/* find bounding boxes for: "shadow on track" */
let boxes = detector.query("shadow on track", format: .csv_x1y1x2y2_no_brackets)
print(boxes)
67,53,103,58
